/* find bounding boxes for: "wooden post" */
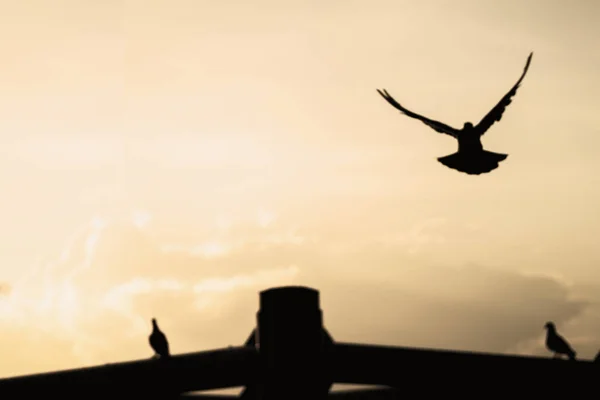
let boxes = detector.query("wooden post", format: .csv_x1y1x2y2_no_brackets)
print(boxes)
256,286,330,400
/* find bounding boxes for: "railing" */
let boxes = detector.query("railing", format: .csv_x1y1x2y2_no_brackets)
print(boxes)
0,286,596,399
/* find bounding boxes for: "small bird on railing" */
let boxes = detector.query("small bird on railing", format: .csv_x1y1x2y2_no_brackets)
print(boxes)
544,321,576,360
149,318,170,359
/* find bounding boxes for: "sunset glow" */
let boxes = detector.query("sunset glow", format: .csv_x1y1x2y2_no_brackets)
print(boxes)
0,0,599,379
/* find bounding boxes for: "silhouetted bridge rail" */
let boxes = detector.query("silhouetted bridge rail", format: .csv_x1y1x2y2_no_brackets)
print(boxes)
0,286,596,399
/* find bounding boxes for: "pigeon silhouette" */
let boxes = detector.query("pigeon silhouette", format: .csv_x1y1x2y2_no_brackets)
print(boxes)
377,52,533,175
149,318,170,359
544,321,576,360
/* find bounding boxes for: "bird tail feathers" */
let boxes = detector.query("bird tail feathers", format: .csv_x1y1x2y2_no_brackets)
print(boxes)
437,151,508,175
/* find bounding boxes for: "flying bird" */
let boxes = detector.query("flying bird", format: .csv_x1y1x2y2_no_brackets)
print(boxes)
377,52,533,175
544,321,576,360
149,318,170,359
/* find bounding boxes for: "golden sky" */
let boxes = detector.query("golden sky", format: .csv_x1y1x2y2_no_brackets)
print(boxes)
1,0,600,382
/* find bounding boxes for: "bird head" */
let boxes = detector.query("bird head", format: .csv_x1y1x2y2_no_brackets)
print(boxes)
544,321,555,330
151,318,157,326
463,122,474,130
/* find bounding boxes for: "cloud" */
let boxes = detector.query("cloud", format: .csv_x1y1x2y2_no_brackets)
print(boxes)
305,261,585,352
131,210,152,229
0,284,10,296
256,208,277,228
0,213,597,378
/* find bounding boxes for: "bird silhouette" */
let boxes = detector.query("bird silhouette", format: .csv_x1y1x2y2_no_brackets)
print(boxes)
377,52,533,175
544,321,576,360
149,318,170,359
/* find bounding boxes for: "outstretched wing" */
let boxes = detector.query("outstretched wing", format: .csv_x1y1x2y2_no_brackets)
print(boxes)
377,89,460,138
474,52,533,136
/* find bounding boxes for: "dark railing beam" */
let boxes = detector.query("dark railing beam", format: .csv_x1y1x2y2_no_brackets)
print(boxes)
329,342,598,396
327,388,402,399
0,346,258,397
180,396,239,399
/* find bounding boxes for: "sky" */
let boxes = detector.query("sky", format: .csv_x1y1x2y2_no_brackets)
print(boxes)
0,0,600,386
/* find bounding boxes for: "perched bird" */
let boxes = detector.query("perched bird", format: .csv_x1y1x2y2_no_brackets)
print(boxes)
544,321,576,360
377,52,533,175
149,318,170,359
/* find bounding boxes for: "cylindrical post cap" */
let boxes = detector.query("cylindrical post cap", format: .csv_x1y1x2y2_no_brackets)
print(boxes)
260,286,319,312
